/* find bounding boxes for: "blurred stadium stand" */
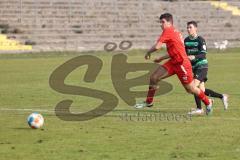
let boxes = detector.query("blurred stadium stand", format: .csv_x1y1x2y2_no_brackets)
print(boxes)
0,0,239,52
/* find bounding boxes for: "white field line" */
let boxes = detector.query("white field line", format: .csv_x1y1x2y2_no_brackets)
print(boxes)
0,107,196,112
0,108,55,113
0,108,240,121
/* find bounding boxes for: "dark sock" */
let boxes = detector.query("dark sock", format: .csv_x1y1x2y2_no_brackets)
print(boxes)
205,89,223,99
194,94,202,109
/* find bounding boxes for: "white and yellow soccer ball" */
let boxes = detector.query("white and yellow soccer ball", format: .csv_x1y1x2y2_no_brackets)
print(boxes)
27,112,44,129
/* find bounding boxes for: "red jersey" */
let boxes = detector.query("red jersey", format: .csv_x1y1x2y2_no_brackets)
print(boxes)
157,26,188,64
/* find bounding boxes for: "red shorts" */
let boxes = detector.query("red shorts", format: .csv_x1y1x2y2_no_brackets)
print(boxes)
163,59,193,84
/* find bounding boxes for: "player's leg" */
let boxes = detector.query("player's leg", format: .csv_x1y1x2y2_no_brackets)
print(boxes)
189,67,210,115
194,79,203,109
205,88,229,110
176,63,213,115
183,81,213,115
205,89,223,98
145,65,170,104
199,81,206,92
135,61,173,109
176,63,210,106
196,68,228,109
184,80,215,115
188,79,204,115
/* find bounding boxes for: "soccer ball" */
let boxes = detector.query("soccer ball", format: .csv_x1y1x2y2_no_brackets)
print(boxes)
27,112,44,129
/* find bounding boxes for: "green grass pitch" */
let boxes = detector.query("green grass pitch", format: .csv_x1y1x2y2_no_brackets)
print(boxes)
0,49,240,160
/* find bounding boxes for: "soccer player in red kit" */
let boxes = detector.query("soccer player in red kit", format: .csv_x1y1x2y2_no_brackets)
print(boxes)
135,13,213,115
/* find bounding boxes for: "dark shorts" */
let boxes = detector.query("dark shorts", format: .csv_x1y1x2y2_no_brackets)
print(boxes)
193,68,208,82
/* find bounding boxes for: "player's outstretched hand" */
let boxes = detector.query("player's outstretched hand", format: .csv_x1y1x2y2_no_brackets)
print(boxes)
153,57,163,63
188,55,195,61
145,53,151,60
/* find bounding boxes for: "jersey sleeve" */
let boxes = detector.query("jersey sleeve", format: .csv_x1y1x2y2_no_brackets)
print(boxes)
198,37,207,54
157,29,171,43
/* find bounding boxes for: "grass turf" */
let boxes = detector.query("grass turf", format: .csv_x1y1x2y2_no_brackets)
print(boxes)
0,49,240,160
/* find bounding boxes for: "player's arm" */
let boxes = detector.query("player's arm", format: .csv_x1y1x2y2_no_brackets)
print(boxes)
145,41,163,59
190,37,207,60
194,53,206,59
145,30,170,60
153,53,170,63
188,54,206,60
199,37,207,54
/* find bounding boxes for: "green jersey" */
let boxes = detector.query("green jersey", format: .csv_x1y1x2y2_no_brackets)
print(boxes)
184,35,208,69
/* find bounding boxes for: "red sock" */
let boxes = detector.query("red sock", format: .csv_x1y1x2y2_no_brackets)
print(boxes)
197,90,210,105
145,86,157,104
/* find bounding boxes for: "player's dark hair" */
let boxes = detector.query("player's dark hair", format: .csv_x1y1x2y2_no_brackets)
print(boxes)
187,21,198,27
159,13,173,24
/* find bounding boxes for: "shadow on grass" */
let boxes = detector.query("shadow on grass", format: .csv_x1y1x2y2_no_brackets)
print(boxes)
12,127,31,130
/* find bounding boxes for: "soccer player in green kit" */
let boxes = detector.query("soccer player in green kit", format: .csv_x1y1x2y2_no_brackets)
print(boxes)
185,21,229,115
